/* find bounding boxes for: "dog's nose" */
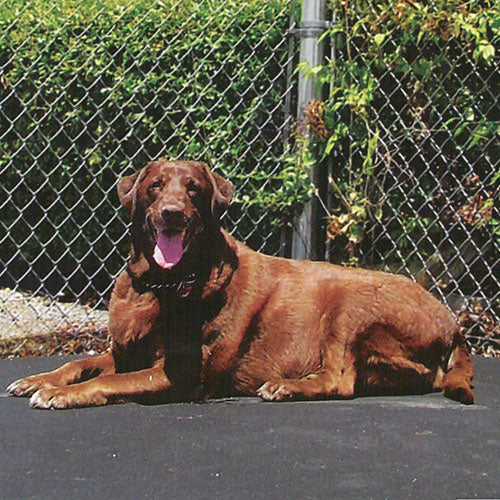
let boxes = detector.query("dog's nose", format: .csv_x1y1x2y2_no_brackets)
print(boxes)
161,205,185,225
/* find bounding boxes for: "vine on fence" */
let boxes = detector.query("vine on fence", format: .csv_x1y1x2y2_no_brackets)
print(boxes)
301,1,498,306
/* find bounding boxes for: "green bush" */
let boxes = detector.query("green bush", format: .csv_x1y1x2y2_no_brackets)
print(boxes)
0,0,295,299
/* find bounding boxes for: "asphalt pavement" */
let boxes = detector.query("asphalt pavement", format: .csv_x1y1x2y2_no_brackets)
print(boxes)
1,355,499,499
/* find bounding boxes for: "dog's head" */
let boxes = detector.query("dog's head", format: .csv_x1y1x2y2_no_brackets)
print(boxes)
118,160,233,271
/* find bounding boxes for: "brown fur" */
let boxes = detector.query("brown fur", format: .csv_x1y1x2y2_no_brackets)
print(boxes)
7,160,474,409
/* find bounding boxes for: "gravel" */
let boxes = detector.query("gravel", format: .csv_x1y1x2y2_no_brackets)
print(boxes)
0,288,110,357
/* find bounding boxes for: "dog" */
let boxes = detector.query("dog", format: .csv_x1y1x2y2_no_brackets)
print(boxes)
7,160,474,408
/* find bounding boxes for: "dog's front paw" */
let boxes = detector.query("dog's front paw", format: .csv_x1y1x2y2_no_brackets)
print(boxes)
29,387,107,410
7,375,56,398
257,380,296,402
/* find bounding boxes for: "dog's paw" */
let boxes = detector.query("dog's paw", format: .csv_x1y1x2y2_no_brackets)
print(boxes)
443,384,475,405
257,380,296,402
29,387,107,410
6,376,56,398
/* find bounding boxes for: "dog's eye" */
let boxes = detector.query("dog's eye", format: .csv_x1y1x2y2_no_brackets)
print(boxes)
187,182,200,196
150,180,162,190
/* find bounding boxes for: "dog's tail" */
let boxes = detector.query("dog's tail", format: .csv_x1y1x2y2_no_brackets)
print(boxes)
442,329,474,405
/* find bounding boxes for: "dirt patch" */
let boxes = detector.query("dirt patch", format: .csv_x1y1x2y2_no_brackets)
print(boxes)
0,288,110,358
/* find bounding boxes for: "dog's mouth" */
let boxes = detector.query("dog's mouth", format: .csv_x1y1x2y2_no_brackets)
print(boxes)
153,229,185,270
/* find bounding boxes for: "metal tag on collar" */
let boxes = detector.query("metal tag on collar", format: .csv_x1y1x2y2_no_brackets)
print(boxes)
178,282,193,298
177,273,197,297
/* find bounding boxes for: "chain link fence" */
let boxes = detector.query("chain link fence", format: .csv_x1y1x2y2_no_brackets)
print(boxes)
319,2,500,355
0,0,498,356
0,0,297,349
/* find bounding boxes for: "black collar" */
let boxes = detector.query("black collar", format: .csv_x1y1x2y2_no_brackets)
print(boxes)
129,269,199,298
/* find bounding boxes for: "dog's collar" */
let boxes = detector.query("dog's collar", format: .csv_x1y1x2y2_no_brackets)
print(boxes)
130,270,199,298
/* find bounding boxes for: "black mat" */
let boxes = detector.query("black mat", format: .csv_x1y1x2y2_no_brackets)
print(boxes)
1,355,499,499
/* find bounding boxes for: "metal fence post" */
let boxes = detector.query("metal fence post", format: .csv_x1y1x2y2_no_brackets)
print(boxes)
291,0,326,261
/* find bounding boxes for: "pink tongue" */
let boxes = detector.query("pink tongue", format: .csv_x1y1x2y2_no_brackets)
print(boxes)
153,232,184,269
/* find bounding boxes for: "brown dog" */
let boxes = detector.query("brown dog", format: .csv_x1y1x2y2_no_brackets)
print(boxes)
7,160,474,408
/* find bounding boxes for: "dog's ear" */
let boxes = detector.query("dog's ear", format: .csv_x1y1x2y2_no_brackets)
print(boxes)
117,169,144,218
211,171,234,217
199,164,234,219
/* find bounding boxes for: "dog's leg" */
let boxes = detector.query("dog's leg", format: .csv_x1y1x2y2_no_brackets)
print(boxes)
258,338,357,401
442,332,474,405
28,359,170,409
257,370,356,402
7,351,115,397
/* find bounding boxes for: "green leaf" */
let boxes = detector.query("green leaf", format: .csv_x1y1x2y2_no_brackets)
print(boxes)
373,33,386,46
490,170,500,185
324,135,338,156
474,42,495,64
348,223,364,244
